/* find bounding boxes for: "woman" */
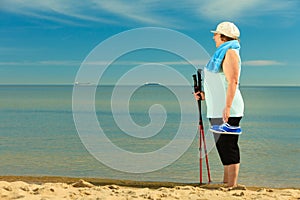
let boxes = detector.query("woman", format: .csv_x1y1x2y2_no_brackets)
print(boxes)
195,21,244,188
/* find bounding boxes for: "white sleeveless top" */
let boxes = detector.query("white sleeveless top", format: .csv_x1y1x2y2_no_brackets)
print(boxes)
204,49,244,118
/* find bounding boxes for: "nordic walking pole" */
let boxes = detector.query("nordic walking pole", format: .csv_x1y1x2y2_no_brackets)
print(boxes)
193,69,212,184
197,69,211,184
193,74,203,184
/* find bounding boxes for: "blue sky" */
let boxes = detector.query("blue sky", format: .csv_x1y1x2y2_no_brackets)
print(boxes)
0,0,299,86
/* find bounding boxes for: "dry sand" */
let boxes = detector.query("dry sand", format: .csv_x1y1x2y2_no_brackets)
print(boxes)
0,176,299,200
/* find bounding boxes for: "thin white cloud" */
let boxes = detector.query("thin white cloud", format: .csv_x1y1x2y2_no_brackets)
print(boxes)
0,0,116,25
1,0,298,27
196,0,298,22
0,0,178,27
91,1,169,26
198,0,260,20
0,60,80,67
84,60,208,67
0,59,208,67
242,60,285,66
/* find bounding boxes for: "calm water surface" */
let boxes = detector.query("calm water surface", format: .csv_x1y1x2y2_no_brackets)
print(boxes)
0,85,299,188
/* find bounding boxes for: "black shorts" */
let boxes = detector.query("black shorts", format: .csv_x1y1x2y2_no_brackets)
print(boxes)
209,117,242,166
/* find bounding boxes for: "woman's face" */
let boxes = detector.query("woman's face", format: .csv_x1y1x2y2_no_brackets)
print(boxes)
213,33,224,48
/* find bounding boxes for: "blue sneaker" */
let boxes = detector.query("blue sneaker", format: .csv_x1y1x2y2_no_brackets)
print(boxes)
210,123,242,135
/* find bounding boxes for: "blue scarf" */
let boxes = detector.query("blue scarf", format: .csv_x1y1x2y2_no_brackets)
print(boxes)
205,40,240,73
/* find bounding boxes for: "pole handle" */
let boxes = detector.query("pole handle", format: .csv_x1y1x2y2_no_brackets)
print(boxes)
197,69,203,92
192,74,199,93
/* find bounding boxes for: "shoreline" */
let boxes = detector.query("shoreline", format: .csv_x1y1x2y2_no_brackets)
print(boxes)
0,175,196,189
0,175,299,190
0,176,299,200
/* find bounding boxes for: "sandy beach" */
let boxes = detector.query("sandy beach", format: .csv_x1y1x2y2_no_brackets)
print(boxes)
0,176,299,200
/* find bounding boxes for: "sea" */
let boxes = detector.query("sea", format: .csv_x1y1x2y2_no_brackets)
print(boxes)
0,85,299,188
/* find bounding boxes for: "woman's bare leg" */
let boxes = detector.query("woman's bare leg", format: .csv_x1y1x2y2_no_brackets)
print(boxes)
223,165,229,183
227,163,240,187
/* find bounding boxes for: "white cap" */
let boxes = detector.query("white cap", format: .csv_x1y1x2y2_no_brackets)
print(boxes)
211,21,240,39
